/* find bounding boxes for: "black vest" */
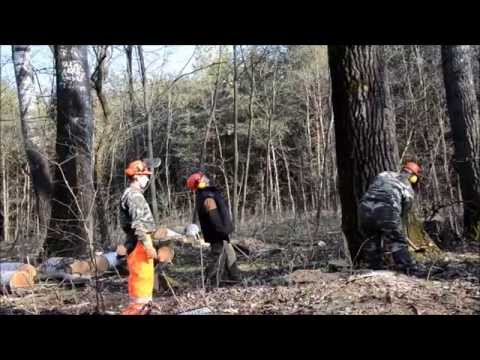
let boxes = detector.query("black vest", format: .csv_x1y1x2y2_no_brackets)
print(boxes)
196,186,233,243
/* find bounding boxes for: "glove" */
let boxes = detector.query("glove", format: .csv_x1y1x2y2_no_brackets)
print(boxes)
185,224,200,238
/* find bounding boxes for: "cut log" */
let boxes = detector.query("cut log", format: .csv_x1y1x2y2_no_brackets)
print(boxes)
153,227,184,242
153,226,168,239
0,263,37,292
157,246,174,264
9,270,35,289
68,260,91,275
18,264,37,280
90,255,110,274
38,257,92,282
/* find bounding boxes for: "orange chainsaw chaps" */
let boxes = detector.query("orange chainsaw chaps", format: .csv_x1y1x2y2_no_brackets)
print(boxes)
127,242,154,302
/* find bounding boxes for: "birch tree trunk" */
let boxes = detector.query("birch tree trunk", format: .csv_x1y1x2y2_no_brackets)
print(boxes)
240,49,255,223
12,45,52,237
232,45,239,230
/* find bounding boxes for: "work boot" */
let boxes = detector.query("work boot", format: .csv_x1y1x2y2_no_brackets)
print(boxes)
223,241,242,282
121,302,152,315
392,248,424,276
227,262,242,282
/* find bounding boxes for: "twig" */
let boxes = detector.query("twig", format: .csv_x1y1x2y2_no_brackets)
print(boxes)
161,270,184,312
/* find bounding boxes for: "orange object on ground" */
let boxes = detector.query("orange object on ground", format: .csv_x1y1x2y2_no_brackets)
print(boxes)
126,241,154,305
9,269,35,289
18,264,37,280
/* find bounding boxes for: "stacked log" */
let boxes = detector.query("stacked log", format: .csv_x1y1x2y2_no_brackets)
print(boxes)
38,247,127,282
0,263,37,293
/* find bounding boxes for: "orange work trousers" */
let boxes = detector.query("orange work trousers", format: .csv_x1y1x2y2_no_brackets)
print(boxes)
127,241,154,303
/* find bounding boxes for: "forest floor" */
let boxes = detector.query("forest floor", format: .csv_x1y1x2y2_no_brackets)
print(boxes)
1,212,479,315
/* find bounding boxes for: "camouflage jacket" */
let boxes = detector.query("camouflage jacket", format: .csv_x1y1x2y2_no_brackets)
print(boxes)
119,186,156,245
360,171,414,220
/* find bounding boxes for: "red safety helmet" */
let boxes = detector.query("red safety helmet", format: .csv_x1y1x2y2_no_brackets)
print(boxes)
186,172,204,191
402,161,421,176
125,160,152,178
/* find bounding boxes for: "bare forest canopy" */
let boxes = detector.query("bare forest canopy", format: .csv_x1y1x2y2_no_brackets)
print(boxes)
0,45,479,261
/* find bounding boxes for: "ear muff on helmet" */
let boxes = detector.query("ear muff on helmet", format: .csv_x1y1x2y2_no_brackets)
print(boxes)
409,175,418,184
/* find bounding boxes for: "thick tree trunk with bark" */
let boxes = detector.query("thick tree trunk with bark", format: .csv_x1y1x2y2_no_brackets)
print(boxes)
328,46,399,262
44,46,95,258
441,45,480,240
12,45,53,235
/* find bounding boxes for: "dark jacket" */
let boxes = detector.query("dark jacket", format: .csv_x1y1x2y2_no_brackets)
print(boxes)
359,171,415,232
196,186,233,243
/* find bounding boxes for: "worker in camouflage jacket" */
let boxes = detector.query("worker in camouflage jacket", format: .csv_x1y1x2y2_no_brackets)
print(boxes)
358,162,422,274
119,158,160,315
185,172,242,286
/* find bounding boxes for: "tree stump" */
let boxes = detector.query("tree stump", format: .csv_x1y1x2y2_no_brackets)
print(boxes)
406,213,441,259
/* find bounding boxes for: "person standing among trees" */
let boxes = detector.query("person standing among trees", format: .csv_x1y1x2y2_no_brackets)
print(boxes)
185,172,242,286
358,162,424,274
119,159,160,315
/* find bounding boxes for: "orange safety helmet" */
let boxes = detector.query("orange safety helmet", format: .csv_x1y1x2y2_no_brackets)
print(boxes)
125,160,152,178
402,161,421,176
186,172,204,191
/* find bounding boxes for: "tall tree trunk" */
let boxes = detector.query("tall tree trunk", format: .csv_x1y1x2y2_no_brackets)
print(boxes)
45,46,95,257
442,45,480,240
165,90,172,215
91,45,110,121
232,45,239,230
137,45,159,223
200,46,223,168
280,139,295,215
12,45,53,237
0,46,6,242
265,55,278,216
271,143,282,214
213,117,232,217
240,50,255,224
328,45,399,263
125,46,139,156
91,45,111,247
